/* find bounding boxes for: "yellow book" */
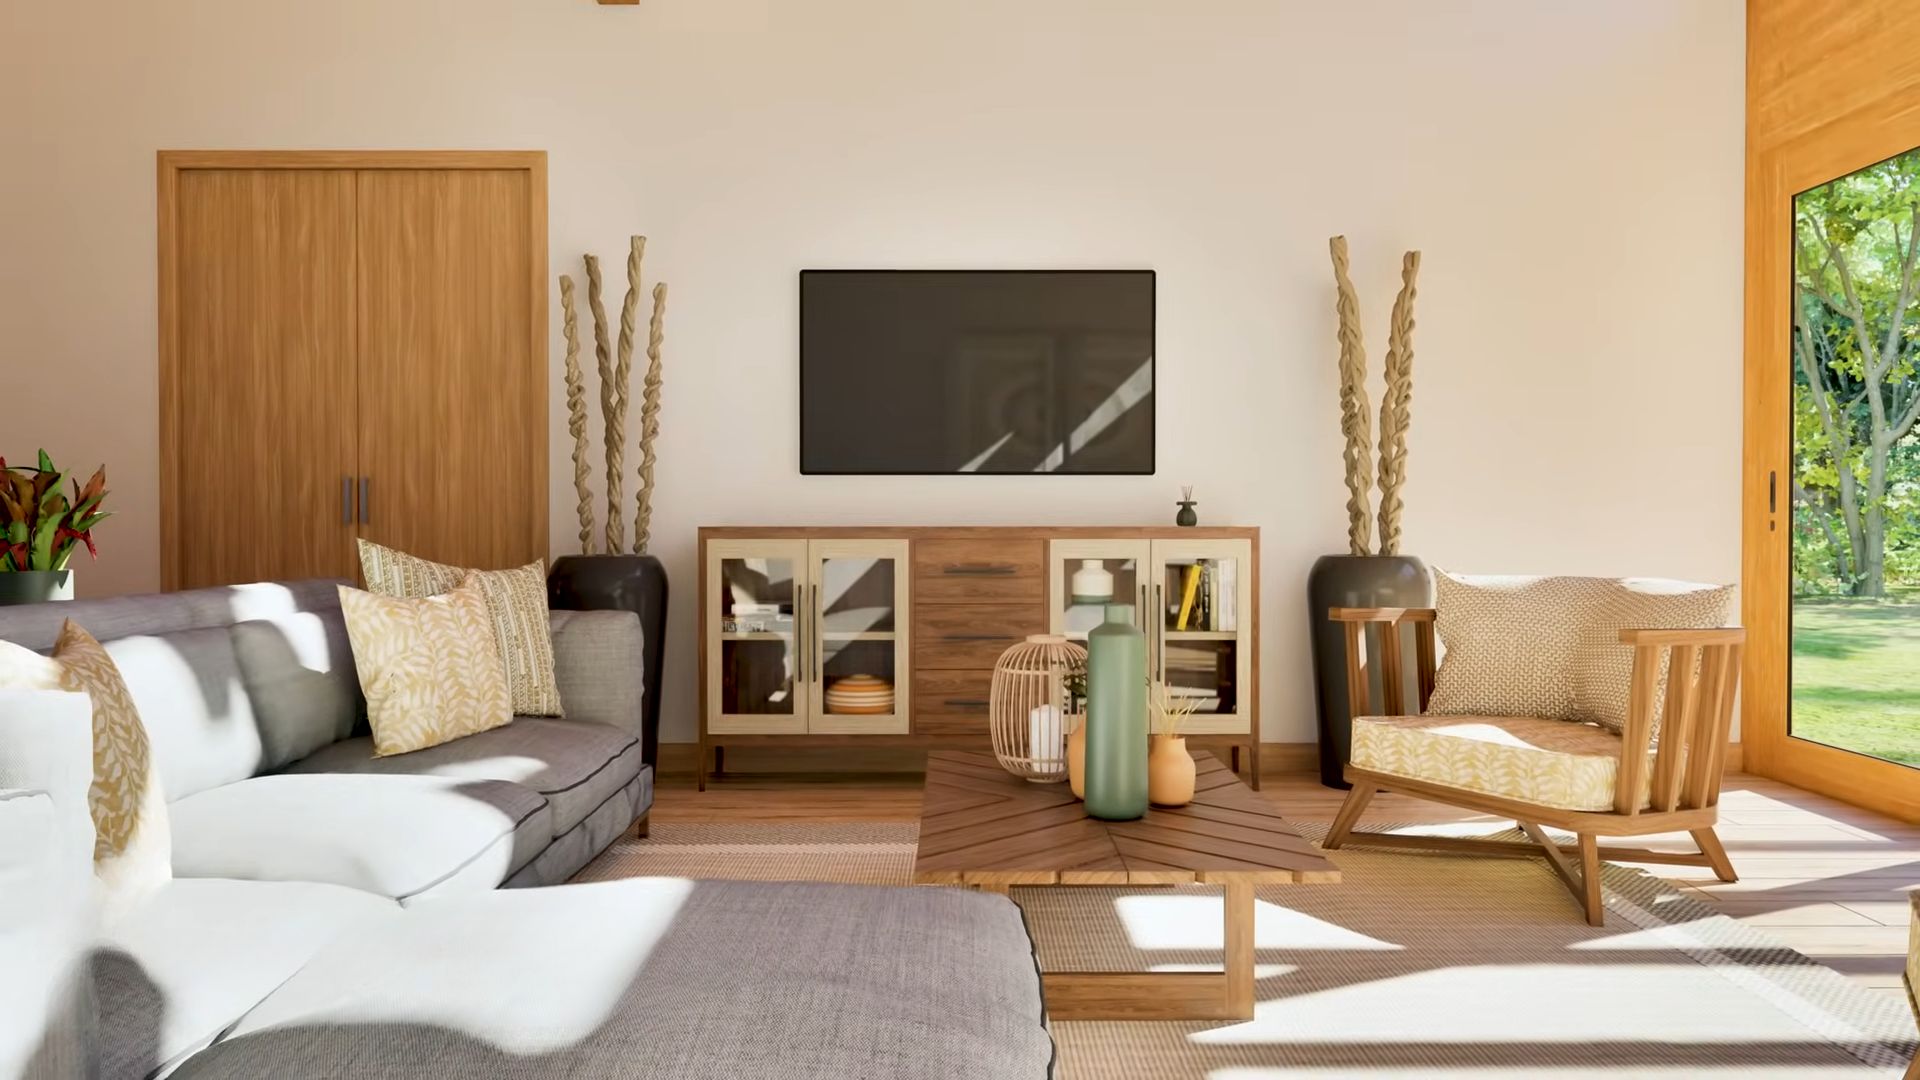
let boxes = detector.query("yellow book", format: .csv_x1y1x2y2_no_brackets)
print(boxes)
1175,564,1202,630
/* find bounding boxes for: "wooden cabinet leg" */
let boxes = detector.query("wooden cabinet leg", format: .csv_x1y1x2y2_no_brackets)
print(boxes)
696,739,708,792
1248,739,1261,790
714,746,725,775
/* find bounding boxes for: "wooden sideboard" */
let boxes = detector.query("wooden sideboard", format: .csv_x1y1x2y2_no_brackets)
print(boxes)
697,526,1260,789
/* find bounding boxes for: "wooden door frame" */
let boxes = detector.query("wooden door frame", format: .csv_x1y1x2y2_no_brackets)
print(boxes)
157,150,549,590
1743,105,1920,823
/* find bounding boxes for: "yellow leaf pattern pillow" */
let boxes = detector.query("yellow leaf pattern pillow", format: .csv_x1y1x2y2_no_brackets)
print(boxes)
339,574,514,756
0,620,172,902
357,539,563,717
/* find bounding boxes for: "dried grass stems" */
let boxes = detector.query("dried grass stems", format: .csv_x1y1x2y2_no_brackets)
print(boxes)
558,275,594,551
565,236,668,556
1151,682,1202,738
1328,236,1422,558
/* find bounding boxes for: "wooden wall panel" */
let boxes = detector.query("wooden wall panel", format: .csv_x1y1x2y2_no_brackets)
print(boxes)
354,168,546,570
168,169,359,588
1744,0,1920,821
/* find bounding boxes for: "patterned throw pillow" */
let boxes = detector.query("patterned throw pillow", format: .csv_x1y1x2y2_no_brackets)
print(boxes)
1425,572,1736,734
338,574,514,756
0,620,172,904
356,540,563,717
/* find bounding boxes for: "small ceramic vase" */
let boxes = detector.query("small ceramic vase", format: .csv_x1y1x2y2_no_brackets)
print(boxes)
1147,735,1197,807
1070,560,1114,604
1175,500,1199,527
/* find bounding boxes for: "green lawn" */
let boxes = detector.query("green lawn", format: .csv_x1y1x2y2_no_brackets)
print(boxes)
1790,601,1920,767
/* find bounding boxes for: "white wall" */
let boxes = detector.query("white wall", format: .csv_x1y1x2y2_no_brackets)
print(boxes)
0,0,1745,744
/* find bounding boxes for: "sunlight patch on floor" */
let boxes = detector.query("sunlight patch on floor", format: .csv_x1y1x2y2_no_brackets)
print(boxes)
1112,895,1403,952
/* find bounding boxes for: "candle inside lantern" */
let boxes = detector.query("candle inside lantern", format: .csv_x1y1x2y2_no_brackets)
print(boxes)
1028,704,1064,775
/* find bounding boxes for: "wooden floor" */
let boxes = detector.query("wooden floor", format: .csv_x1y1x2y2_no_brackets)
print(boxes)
655,762,1918,1006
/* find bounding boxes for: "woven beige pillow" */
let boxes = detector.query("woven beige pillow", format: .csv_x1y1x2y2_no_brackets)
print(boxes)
357,539,562,717
0,620,172,904
1426,571,1736,733
339,574,514,756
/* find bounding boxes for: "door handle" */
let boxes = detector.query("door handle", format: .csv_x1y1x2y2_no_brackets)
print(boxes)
939,634,1007,642
358,477,370,525
810,583,821,683
1768,470,1777,514
341,477,353,526
941,564,1016,576
942,698,989,709
1154,583,1166,681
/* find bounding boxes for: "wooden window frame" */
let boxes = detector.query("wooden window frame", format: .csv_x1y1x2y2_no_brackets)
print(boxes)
1743,109,1920,823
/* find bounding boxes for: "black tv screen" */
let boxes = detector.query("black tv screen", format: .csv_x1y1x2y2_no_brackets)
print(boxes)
800,270,1155,474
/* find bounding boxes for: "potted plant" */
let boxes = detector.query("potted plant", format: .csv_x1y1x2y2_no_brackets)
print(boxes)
1306,237,1435,788
0,450,110,605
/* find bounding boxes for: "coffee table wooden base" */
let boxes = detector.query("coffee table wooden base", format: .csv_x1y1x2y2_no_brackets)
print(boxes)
987,878,1256,1022
916,752,1338,1023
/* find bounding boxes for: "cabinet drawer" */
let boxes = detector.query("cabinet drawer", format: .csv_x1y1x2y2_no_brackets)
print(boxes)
914,669,995,718
913,604,1044,669
914,539,1045,603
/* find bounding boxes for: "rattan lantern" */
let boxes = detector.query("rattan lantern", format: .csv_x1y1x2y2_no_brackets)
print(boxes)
990,634,1088,782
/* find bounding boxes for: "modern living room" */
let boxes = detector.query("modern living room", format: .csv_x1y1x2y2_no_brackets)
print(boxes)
3,1,1919,1078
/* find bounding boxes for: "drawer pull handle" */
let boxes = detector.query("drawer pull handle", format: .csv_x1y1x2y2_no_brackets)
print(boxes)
943,698,989,708
940,564,1016,576
938,634,1007,642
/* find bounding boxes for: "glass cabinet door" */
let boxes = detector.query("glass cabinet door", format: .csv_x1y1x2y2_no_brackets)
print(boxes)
808,539,911,734
706,539,808,734
1149,538,1254,735
1047,539,1152,641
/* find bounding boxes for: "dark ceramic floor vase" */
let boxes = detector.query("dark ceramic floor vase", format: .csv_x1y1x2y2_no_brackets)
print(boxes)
0,570,74,606
548,554,668,769
1306,554,1433,788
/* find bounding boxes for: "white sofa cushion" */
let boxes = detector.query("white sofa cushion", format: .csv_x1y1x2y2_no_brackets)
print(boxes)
0,690,101,1080
95,878,397,1078
168,773,551,903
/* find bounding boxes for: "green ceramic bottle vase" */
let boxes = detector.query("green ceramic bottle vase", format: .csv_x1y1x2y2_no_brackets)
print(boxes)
1083,603,1148,821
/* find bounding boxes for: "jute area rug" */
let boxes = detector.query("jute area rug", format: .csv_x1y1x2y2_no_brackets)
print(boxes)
575,821,1919,1078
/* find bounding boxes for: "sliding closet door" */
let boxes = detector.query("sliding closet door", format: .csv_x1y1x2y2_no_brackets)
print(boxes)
163,168,360,588
354,169,547,570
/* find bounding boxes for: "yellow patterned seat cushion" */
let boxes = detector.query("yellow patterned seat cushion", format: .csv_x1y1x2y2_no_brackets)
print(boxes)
1350,713,1651,812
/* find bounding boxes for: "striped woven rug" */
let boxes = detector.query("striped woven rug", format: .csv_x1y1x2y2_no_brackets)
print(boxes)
575,820,1919,1078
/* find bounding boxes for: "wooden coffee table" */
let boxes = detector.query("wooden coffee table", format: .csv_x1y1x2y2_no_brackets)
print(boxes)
914,750,1339,1021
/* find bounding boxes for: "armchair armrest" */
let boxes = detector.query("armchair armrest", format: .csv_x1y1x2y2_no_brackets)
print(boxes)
1328,608,1437,717
1618,627,1746,647
1614,626,1745,815
1328,607,1436,625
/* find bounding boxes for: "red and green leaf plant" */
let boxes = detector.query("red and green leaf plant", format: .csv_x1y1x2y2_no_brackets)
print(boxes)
0,450,110,573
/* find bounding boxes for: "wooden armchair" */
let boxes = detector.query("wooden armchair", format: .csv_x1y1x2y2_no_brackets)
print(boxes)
1321,607,1745,925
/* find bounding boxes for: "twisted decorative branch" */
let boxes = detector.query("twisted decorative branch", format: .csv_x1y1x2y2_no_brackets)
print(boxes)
1329,236,1374,556
585,254,619,554
559,275,595,553
601,237,645,554
1376,251,1421,557
634,282,667,554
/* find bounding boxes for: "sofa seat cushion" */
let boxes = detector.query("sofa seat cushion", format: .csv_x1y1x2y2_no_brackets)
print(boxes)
169,774,550,903
285,718,641,837
170,879,1053,1080
1351,713,1651,812
94,877,396,1080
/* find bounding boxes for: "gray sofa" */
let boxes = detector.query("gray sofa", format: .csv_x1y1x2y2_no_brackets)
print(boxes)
0,578,652,902
1,580,1056,1080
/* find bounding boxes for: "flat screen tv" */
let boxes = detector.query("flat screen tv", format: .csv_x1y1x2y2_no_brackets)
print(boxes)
800,270,1155,474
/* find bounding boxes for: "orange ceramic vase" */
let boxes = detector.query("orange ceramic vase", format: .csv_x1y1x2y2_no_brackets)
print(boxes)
1147,735,1196,807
